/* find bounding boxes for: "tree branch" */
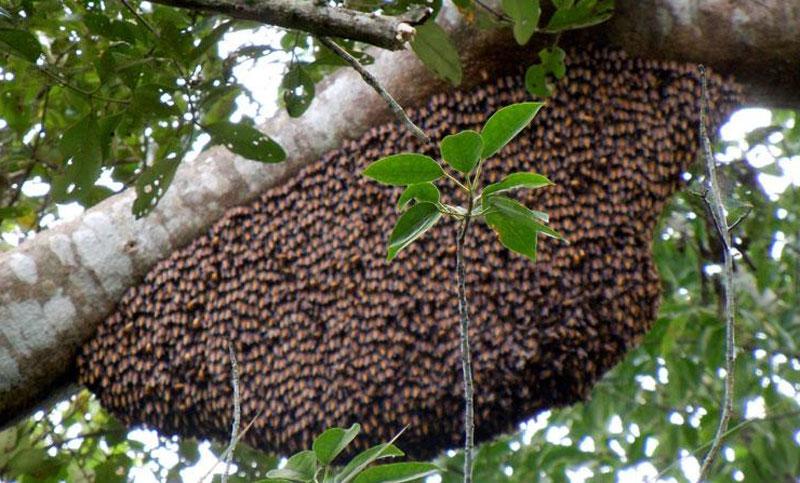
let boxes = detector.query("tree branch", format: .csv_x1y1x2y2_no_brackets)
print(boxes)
317,36,429,143
146,0,431,51
222,342,241,483
696,64,737,482
456,185,475,483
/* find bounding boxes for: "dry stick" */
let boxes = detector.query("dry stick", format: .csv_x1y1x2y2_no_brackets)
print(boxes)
200,407,265,483
317,36,430,144
696,64,737,481
456,192,475,483
222,342,241,483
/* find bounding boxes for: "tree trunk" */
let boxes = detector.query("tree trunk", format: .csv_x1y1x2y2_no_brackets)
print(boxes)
1,0,798,428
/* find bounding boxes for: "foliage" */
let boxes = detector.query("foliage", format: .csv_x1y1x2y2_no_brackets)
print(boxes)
362,102,561,262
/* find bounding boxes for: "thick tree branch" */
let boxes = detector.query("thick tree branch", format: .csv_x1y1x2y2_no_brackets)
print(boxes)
146,0,431,51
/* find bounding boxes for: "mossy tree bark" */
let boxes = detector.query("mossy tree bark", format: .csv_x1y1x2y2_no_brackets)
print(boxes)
1,0,799,428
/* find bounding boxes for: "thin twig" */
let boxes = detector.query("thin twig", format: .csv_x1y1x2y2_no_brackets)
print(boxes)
199,407,265,483
119,0,157,35
455,181,475,483
222,342,241,483
317,36,429,143
696,64,737,482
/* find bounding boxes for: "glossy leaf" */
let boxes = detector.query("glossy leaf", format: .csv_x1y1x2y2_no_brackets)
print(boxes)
387,202,442,261
440,130,483,174
397,183,440,211
363,154,444,186
481,102,544,158
313,423,360,466
482,172,553,199
411,21,462,86
501,0,540,45
335,443,405,483
351,462,440,483
204,121,286,163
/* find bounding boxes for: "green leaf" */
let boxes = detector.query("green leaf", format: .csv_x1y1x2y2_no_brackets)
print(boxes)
484,195,563,261
501,0,540,45
387,202,442,261
264,450,317,482
540,47,567,79
524,64,550,97
351,463,440,483
190,20,233,64
204,121,286,163
397,183,440,211
313,423,360,466
0,29,43,63
362,154,444,186
335,444,405,483
282,65,315,117
132,150,181,219
482,172,553,200
55,115,102,199
200,85,241,125
410,21,462,86
440,130,483,174
131,84,180,118
481,102,544,158
546,0,614,32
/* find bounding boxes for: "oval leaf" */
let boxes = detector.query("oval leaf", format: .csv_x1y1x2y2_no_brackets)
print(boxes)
282,64,315,118
362,154,443,186
265,450,317,481
440,130,483,174
481,102,544,158
387,202,441,261
410,21,462,86
397,183,440,211
335,444,405,483
351,463,440,483
205,121,286,163
487,195,563,240
502,0,541,45
313,423,360,466
482,172,553,200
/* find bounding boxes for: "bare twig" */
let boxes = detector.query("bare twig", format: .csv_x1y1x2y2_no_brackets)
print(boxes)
222,342,241,483
317,36,429,143
696,64,737,482
147,0,431,51
199,407,264,483
455,185,475,483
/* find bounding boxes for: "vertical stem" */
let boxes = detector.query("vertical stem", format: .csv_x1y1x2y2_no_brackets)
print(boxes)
222,341,241,483
696,64,736,481
456,191,475,483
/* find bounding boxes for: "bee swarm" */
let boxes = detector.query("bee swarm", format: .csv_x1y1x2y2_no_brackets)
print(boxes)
78,46,742,459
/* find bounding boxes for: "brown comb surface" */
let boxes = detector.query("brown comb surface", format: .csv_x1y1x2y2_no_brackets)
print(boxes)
77,46,742,459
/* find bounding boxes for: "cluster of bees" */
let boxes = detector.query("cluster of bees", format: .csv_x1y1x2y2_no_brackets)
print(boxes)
78,46,742,459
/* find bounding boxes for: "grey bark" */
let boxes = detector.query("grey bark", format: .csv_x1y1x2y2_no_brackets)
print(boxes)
1,0,799,428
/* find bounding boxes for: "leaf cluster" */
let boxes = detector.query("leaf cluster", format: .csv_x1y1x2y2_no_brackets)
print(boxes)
363,102,563,262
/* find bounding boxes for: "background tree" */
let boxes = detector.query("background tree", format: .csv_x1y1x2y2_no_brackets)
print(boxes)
0,0,799,481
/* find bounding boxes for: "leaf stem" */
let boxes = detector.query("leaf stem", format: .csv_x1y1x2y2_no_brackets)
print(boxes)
695,64,737,482
317,36,429,143
444,170,470,192
456,182,475,483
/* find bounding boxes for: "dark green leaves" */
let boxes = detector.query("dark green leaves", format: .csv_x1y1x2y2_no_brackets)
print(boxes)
481,102,545,158
282,65,315,117
485,195,563,261
313,424,360,466
482,172,553,199
204,121,286,163
440,130,483,174
335,443,405,483
0,29,43,62
387,202,441,261
362,154,444,186
525,47,567,97
502,0,540,44
397,183,440,211
351,462,440,483
545,0,614,31
411,21,462,86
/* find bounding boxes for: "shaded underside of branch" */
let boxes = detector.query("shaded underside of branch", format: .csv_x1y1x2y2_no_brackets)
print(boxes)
147,0,431,50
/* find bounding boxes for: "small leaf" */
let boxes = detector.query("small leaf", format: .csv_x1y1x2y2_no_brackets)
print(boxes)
265,450,317,482
524,64,550,97
440,130,483,174
540,47,567,79
205,121,286,163
487,195,564,240
397,183,440,211
362,154,444,186
484,195,562,261
282,65,315,117
0,29,43,62
313,424,361,466
335,444,405,483
410,21,462,86
481,102,544,158
387,202,442,261
482,172,553,200
501,0,540,45
546,0,613,32
351,462,440,483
